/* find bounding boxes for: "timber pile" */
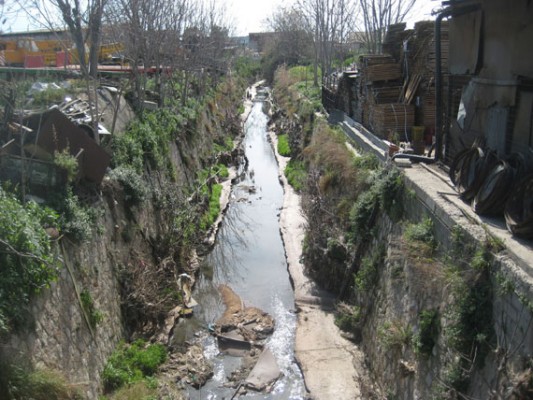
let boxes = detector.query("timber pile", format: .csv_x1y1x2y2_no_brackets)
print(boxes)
382,22,409,62
370,103,415,140
359,54,402,82
353,54,405,137
409,21,449,130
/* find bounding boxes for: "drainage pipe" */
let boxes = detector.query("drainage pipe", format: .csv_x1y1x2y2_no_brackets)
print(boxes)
435,2,481,162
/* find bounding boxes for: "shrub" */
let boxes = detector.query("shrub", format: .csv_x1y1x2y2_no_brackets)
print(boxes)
213,164,229,179
102,340,167,392
108,167,148,206
354,246,384,292
445,271,493,359
379,168,404,221
277,134,291,156
349,187,379,240
335,304,361,332
0,188,59,333
53,148,79,183
112,109,178,176
404,218,436,249
59,189,100,242
32,87,67,106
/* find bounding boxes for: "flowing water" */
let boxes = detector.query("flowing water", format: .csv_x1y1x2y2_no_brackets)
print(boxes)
184,100,306,399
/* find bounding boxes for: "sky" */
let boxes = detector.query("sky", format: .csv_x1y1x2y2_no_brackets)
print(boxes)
229,0,440,36
4,0,440,35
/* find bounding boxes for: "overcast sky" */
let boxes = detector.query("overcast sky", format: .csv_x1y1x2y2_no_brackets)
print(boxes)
4,0,440,35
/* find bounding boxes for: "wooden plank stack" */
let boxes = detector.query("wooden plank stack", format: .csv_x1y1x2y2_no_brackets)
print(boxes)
382,23,408,61
370,103,415,141
352,54,405,138
359,54,402,82
349,21,450,140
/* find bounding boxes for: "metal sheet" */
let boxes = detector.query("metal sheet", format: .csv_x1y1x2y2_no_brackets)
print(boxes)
449,10,482,75
24,109,111,183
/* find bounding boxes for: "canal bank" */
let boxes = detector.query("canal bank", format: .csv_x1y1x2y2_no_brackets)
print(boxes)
266,99,370,399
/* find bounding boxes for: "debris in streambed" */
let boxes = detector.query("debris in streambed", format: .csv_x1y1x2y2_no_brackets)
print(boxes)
211,284,281,393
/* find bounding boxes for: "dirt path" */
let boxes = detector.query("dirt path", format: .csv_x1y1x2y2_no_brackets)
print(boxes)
268,114,367,400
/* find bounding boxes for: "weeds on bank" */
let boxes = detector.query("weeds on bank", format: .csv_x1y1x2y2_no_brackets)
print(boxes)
285,159,307,192
0,363,81,400
377,320,412,351
102,339,167,393
403,217,436,258
277,134,291,156
335,303,361,332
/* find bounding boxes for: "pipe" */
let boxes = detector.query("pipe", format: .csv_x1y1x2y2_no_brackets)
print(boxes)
435,2,481,162
391,153,436,164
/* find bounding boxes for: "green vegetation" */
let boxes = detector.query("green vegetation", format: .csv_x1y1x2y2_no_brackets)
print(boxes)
349,188,380,240
414,309,439,357
59,189,101,242
277,134,291,156
113,109,177,175
54,148,79,183
214,136,234,153
102,339,167,392
32,86,67,107
445,271,493,358
335,304,361,332
0,363,81,400
404,217,436,250
377,320,412,351
379,168,404,221
200,183,223,230
354,246,384,292
80,289,103,329
284,159,307,192
233,56,261,81
0,187,59,334
108,167,148,207
99,380,157,400
439,359,470,396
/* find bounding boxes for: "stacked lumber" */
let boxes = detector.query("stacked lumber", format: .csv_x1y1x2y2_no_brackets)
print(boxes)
359,55,402,82
411,20,449,74
370,103,415,140
382,23,408,61
371,84,403,104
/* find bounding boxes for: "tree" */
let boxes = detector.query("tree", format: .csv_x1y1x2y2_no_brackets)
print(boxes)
359,0,416,54
264,6,313,81
296,0,359,85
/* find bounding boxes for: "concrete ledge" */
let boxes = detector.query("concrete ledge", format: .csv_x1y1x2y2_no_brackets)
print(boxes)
331,111,533,298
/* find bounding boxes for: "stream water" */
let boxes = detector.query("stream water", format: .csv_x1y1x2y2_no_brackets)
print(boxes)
185,100,306,399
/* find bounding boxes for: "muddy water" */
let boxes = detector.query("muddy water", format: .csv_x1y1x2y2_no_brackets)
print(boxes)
186,101,306,399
